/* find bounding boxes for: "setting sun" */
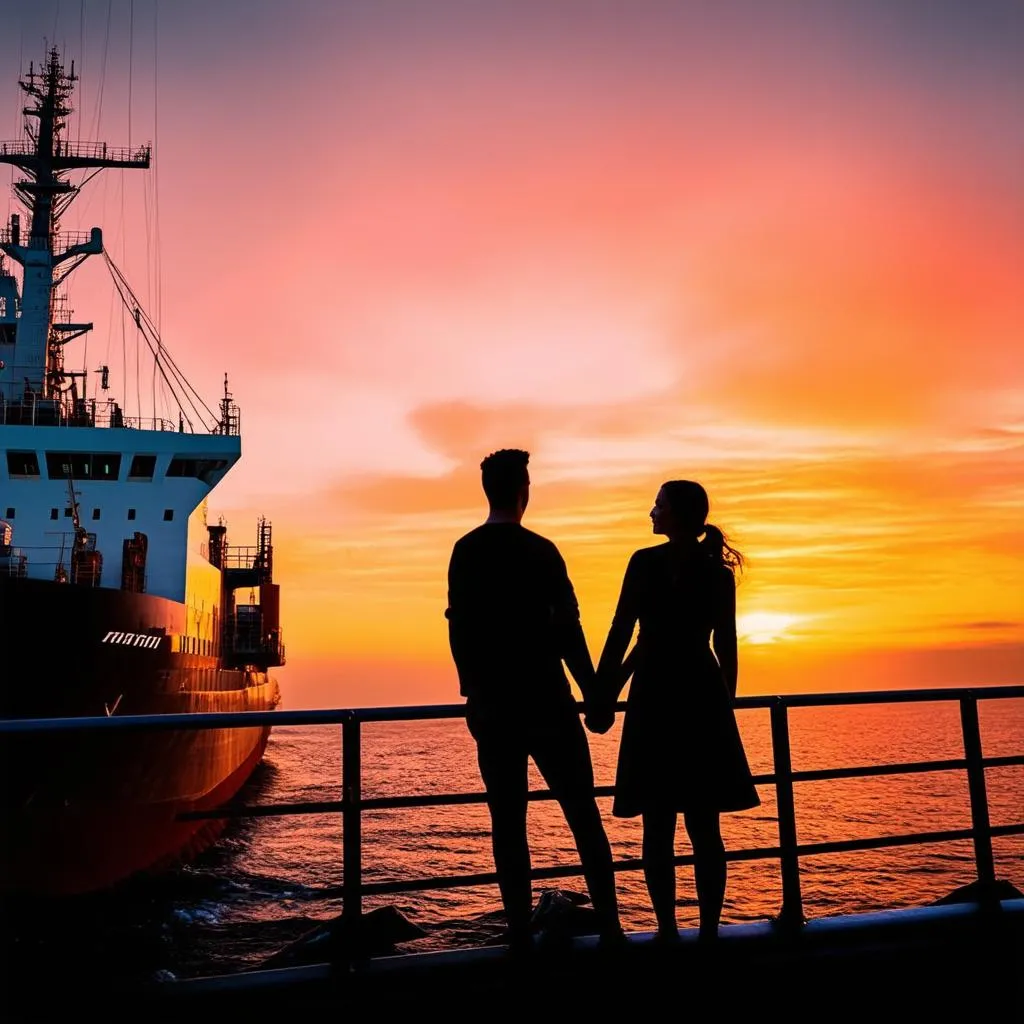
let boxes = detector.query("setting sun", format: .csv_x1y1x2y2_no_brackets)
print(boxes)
737,612,802,646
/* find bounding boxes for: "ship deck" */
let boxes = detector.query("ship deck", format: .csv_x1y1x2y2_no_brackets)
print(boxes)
25,895,1024,1022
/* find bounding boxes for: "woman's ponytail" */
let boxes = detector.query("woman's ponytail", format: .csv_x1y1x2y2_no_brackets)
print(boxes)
701,522,743,572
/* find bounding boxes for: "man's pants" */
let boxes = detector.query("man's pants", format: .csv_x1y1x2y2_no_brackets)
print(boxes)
466,702,618,937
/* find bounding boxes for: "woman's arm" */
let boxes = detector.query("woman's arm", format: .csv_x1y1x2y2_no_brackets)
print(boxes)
711,568,738,699
619,645,638,687
596,552,642,704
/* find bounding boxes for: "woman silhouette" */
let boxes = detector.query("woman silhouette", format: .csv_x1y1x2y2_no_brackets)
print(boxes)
595,480,760,942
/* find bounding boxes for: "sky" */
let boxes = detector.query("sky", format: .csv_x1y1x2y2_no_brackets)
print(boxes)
2,0,1022,706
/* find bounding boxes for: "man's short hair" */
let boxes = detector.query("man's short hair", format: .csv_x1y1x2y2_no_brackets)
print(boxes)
480,448,530,508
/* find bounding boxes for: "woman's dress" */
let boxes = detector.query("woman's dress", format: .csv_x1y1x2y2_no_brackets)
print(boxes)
598,543,761,818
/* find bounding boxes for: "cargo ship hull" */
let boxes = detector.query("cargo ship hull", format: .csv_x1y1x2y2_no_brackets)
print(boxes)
0,576,281,896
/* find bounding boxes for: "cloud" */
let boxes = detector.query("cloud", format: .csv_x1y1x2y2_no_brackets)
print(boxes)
957,622,1021,632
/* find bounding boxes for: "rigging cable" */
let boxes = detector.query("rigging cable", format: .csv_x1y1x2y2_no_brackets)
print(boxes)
88,0,111,146
103,263,115,386
103,250,221,431
151,0,162,419
135,285,141,427
106,252,184,425
140,6,153,417
98,4,113,389
79,0,85,143
119,249,127,424
120,164,130,420
9,22,24,223
123,0,134,421
128,0,134,147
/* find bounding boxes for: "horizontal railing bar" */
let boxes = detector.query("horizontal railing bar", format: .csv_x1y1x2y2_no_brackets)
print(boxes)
364,788,565,808
980,754,1024,770
780,753,1017,782
992,823,1024,839
356,849,781,898
0,709,356,733
790,822,1024,859
782,753,1024,784
790,758,967,782
177,754,1021,821
179,787,592,821
332,857,661,899
316,822,1024,900
3,684,1022,734
339,685,1024,716
177,800,346,820
752,685,1024,708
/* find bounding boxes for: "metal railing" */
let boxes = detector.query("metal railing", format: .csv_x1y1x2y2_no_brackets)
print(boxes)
0,394,183,431
2,685,1022,933
0,227,96,250
0,139,151,164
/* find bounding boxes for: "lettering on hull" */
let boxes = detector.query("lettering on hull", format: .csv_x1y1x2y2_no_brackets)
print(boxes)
101,631,163,650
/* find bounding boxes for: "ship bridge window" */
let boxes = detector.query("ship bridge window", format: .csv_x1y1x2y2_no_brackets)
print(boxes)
128,454,156,480
93,457,120,480
6,451,40,477
45,452,121,481
47,452,89,479
167,457,228,482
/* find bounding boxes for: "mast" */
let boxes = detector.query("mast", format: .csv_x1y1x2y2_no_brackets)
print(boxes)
0,47,150,409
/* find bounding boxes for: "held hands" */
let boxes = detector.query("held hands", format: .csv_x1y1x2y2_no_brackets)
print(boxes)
583,671,617,735
584,655,634,734
584,698,616,735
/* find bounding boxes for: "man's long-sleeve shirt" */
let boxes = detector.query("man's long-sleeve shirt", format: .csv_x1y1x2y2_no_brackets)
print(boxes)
445,523,593,708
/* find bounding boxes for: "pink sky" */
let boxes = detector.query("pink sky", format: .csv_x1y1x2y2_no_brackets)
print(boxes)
4,1,1022,706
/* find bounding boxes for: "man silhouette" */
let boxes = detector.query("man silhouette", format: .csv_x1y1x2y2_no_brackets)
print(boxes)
445,448,622,950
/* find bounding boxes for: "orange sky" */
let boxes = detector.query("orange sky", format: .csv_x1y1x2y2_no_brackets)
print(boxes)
5,1,1022,705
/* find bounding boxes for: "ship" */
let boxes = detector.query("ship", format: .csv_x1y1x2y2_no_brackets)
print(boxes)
0,49,283,897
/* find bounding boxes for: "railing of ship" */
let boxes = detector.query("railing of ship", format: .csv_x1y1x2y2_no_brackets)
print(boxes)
3,684,1022,934
0,397,216,434
0,397,180,431
0,139,151,163
0,228,97,250
219,546,267,570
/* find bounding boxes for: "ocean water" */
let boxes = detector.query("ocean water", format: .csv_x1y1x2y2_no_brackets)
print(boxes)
5,694,1023,982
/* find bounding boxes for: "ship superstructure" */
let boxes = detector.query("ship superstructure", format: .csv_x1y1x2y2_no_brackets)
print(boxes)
0,49,283,896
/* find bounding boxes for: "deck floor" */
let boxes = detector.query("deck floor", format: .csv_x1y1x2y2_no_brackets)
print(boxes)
15,898,1024,1022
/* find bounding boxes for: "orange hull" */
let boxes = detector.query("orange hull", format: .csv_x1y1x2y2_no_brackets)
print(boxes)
0,576,281,896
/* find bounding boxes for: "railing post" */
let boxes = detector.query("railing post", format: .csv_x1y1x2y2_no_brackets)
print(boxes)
770,699,804,930
959,695,996,889
342,714,363,925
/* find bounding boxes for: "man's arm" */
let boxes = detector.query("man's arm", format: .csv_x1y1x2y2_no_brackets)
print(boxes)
446,543,483,699
549,548,598,704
